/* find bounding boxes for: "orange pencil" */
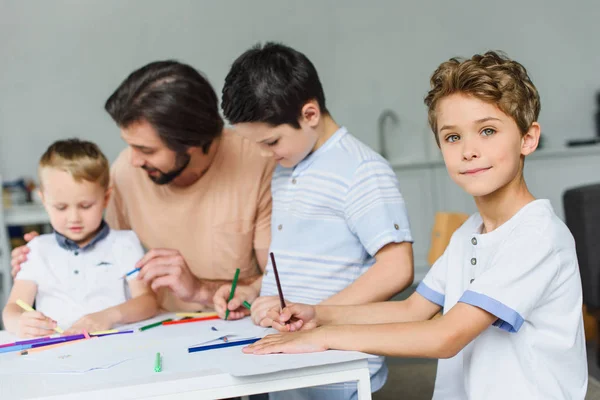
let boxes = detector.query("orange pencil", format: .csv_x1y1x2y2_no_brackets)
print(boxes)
19,338,90,355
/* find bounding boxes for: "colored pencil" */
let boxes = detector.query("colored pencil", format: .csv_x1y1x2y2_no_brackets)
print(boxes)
91,330,134,337
139,319,172,331
188,337,260,353
20,338,88,355
175,312,218,318
16,299,63,334
270,252,286,310
225,268,241,321
162,315,219,326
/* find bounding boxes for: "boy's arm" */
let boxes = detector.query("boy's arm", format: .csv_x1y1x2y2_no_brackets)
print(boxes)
249,302,496,359
3,280,57,337
103,279,159,325
322,302,496,358
321,241,413,306
316,291,441,326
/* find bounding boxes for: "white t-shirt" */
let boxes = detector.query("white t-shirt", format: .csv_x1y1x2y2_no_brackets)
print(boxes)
416,200,588,399
15,229,145,329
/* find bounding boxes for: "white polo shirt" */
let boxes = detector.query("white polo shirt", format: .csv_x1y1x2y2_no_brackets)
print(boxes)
417,200,587,399
15,225,145,329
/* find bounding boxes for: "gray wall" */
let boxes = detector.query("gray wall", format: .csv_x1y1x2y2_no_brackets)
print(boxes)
2,0,599,180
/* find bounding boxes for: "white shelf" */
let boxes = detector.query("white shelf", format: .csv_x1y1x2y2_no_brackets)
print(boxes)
4,203,49,226
389,143,600,170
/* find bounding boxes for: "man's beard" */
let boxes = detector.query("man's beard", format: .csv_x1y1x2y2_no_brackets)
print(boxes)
142,152,191,185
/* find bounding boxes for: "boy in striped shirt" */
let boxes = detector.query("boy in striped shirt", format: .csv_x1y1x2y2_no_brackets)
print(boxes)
214,42,414,400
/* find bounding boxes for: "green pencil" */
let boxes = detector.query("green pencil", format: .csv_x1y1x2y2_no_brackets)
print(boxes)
243,301,252,310
139,318,172,331
154,352,162,372
225,268,241,320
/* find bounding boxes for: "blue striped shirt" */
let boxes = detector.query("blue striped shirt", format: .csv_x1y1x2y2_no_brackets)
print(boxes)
261,126,413,396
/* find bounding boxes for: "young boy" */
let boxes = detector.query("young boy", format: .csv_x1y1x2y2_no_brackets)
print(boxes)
2,139,158,338
215,43,415,400
244,51,589,399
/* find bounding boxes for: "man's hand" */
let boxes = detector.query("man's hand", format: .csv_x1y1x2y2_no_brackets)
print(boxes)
213,284,259,320
10,231,39,278
136,249,201,303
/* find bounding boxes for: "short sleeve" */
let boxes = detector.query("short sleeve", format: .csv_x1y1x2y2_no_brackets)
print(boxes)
344,159,413,256
416,248,449,307
14,237,47,285
459,228,559,333
105,160,131,230
117,231,146,276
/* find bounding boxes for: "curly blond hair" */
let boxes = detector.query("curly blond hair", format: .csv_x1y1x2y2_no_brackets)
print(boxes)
424,51,540,146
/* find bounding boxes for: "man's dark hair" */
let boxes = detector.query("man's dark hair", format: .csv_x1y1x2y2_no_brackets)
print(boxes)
221,42,328,128
105,60,223,153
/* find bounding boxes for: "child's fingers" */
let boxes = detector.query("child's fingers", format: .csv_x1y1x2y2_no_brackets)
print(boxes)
21,325,55,338
289,319,304,332
279,308,293,323
24,231,39,242
228,297,242,311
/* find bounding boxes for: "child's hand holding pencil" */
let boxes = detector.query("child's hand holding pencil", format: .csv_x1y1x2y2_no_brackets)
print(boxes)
213,282,258,321
260,303,318,332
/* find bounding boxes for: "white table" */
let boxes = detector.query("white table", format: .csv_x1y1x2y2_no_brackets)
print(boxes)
0,316,373,400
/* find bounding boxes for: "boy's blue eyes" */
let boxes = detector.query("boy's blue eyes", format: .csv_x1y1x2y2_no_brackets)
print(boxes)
445,129,496,143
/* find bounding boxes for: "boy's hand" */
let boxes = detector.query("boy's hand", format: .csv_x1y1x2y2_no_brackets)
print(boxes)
262,303,318,332
65,310,117,335
18,310,57,338
243,328,328,355
250,296,287,326
10,231,39,278
213,284,258,320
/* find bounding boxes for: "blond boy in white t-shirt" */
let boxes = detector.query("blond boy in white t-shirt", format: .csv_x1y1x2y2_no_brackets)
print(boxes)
2,139,158,337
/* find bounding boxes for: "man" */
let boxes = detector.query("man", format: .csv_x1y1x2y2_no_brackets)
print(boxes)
11,60,275,311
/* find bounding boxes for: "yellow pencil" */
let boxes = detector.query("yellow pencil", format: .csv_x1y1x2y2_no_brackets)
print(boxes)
89,329,119,335
16,299,64,334
175,312,218,318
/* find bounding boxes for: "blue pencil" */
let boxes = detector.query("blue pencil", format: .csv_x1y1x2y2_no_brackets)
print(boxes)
121,267,141,279
188,337,260,353
0,344,31,354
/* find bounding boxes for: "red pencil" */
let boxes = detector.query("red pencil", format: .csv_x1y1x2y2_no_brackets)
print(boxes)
270,252,286,310
162,315,220,326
